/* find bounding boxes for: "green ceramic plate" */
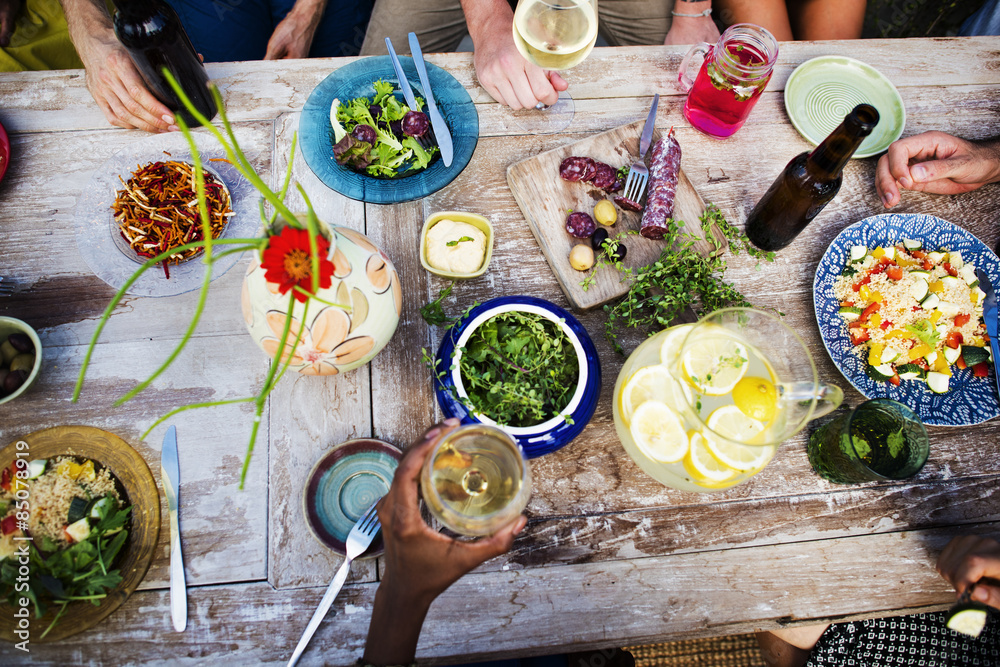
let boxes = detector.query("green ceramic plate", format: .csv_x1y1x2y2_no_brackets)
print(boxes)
784,55,905,159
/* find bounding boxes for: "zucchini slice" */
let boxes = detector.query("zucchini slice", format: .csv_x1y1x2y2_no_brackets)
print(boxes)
961,346,990,366
25,459,47,479
920,293,941,311
944,346,962,365
903,238,923,250
910,280,929,302
849,245,868,262
838,306,863,321
927,371,950,394
67,497,90,524
865,364,896,382
896,363,926,380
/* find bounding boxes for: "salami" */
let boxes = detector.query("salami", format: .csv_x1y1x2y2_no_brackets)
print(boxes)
591,162,617,191
559,156,591,182
640,128,681,240
613,195,642,213
579,157,598,182
565,212,597,238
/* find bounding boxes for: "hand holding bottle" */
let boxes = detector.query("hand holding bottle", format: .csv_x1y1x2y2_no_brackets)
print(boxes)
876,131,1000,208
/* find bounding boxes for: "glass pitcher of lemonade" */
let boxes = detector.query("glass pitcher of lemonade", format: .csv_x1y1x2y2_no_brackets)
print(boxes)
613,308,843,492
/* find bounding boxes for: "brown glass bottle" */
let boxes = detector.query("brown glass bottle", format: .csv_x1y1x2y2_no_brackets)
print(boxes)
745,104,879,252
110,0,217,126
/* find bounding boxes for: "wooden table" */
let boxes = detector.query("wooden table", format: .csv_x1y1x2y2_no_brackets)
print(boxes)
1,36,999,665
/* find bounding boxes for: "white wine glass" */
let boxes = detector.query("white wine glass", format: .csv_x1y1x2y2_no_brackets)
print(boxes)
420,424,531,536
511,0,598,133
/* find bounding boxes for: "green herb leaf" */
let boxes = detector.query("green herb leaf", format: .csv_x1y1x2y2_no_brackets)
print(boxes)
851,434,872,459
887,427,906,458
420,282,456,326
446,236,475,247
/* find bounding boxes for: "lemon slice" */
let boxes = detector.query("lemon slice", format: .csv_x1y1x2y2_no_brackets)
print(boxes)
620,365,692,423
680,333,749,396
704,406,773,472
629,401,689,463
659,324,694,366
684,431,737,484
732,376,778,422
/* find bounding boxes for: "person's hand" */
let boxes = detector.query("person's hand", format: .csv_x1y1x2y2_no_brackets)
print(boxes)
264,0,324,60
937,535,1000,608
876,131,1000,208
0,0,20,48
664,15,720,46
77,33,176,132
363,419,527,664
471,19,568,109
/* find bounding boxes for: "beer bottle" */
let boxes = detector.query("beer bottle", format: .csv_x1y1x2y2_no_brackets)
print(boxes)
745,104,879,251
110,0,217,126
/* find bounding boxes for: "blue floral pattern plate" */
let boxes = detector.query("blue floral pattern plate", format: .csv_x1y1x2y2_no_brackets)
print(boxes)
814,213,1000,426
433,296,601,458
299,56,479,204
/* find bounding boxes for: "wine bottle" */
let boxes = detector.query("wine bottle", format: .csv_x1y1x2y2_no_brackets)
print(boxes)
745,104,880,252
110,0,217,126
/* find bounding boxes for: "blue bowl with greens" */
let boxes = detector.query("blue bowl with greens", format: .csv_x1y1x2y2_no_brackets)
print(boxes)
433,296,601,458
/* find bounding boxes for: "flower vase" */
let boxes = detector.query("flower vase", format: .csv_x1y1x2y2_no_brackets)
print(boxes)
241,222,400,375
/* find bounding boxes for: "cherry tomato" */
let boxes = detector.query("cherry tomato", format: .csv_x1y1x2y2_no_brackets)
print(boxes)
879,256,897,266
853,275,871,292
886,265,904,281
973,362,990,378
911,250,927,259
850,330,870,345
943,262,959,277
954,313,971,327
945,332,964,349
888,374,901,386
922,259,933,270
0,515,17,536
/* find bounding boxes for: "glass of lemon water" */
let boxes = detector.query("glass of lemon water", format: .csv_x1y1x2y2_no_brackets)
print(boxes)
511,0,598,132
613,308,844,492
420,424,532,536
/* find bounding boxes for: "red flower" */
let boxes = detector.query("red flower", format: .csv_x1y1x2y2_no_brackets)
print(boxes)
261,226,335,302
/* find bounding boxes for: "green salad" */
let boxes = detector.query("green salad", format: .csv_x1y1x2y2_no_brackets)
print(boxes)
330,79,438,178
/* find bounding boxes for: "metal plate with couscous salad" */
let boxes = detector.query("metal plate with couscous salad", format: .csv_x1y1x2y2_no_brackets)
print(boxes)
814,213,1000,426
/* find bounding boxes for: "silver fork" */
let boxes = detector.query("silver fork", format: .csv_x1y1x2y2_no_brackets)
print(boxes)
0,277,14,297
287,500,382,667
385,37,436,152
623,93,660,203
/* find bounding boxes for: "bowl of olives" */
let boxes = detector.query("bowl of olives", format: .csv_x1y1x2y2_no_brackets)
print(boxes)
0,317,42,405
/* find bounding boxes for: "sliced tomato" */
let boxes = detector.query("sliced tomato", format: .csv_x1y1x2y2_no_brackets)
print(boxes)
840,299,856,308
860,302,881,322
946,332,964,349
886,265,904,281
922,259,934,270
912,250,927,259
853,275,872,292
871,264,886,275
943,262,959,277
850,330,871,346
0,515,16,536
956,355,968,370
955,313,971,327
880,319,893,330
973,362,990,378
888,373,902,386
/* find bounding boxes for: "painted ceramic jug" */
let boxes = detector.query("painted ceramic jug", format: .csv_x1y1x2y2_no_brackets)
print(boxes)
241,221,401,375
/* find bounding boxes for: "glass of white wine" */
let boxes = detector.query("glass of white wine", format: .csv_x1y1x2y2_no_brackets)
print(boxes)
511,0,598,133
420,424,532,536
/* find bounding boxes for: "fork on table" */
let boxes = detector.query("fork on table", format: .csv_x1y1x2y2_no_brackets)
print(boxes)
287,500,382,667
622,93,660,204
385,37,436,152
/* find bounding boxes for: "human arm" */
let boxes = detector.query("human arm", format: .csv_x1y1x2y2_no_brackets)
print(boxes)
875,131,1000,208
362,420,527,664
664,0,720,46
59,0,175,132
937,535,1000,608
0,0,20,48
461,0,568,109
264,0,327,60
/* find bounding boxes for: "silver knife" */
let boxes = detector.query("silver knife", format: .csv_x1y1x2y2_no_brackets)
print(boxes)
385,37,420,112
975,269,1000,402
161,425,187,632
407,31,454,167
639,93,659,159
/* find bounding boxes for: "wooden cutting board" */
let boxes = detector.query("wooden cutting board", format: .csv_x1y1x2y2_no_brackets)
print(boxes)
507,119,726,311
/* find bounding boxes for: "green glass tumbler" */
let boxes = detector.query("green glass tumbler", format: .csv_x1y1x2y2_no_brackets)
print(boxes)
807,398,929,484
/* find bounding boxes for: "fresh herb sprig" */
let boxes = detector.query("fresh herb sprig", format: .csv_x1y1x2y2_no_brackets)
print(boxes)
453,311,578,427
584,205,776,353
0,500,132,638
420,282,457,326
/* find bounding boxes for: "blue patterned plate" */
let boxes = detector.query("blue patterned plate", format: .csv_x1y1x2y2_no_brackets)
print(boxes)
434,296,601,458
299,56,479,204
303,439,401,556
814,213,1000,426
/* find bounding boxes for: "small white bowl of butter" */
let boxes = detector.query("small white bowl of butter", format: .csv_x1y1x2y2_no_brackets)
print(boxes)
420,211,494,280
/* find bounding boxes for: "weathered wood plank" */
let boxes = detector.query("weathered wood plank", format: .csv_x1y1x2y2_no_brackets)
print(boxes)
7,524,989,666
265,112,377,590
2,38,998,135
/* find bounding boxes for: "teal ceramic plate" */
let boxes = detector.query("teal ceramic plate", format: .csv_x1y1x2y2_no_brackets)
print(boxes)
303,438,401,556
784,55,905,159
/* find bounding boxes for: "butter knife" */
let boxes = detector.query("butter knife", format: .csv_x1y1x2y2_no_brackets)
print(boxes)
385,37,420,113
975,269,1000,402
407,31,453,167
161,425,187,632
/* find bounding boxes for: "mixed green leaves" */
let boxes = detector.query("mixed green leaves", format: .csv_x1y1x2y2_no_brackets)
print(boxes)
0,498,131,638
456,311,579,428
331,79,437,178
583,205,776,354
